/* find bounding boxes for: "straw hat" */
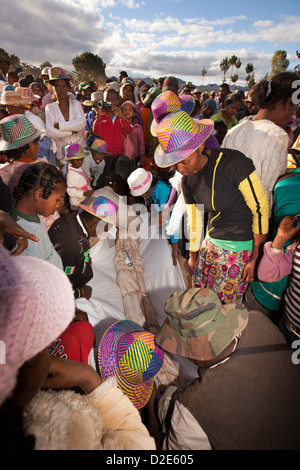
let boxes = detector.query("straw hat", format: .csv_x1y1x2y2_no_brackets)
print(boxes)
0,90,32,106
0,114,42,151
154,110,214,168
155,288,249,362
15,87,40,103
83,91,104,107
150,90,195,136
98,320,164,409
127,168,153,197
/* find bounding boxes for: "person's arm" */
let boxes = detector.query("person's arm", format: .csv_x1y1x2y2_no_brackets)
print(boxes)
238,170,269,282
45,104,72,139
58,101,86,132
114,107,133,136
257,216,300,282
0,210,39,256
186,203,203,273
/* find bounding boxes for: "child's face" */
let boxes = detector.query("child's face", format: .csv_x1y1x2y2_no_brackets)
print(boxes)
91,150,105,165
122,103,135,121
35,183,66,217
69,158,84,168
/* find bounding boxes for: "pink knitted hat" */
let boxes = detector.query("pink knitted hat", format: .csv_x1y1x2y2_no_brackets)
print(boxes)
0,246,75,406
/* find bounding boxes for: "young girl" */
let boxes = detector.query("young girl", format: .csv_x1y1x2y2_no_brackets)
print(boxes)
121,100,145,164
10,161,66,269
63,143,93,212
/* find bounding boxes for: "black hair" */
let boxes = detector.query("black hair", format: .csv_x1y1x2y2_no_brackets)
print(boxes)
49,79,71,90
7,71,18,81
251,71,298,111
13,162,66,201
219,83,230,92
223,93,242,106
5,137,40,162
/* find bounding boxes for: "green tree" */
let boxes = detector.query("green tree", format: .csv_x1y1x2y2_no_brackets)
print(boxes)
230,73,239,89
270,50,290,78
0,48,20,69
220,57,230,83
245,63,255,90
72,51,106,85
247,74,256,89
40,60,52,70
201,66,207,85
295,50,300,75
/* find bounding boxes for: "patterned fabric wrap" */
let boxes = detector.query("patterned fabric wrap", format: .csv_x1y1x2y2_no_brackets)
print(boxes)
150,90,195,136
0,114,42,151
154,110,214,168
155,287,249,361
194,238,252,304
98,320,164,409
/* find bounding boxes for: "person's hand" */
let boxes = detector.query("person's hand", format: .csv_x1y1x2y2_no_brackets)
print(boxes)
43,356,102,394
157,207,170,226
82,285,92,300
242,258,256,283
96,108,103,119
113,106,123,119
273,216,300,249
54,122,59,129
0,211,39,255
187,251,198,274
73,309,88,322
83,189,93,197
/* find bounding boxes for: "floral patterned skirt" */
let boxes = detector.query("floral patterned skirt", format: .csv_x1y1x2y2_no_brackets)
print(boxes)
193,238,252,304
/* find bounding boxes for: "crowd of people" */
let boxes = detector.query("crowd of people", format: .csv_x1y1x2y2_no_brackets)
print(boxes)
1,52,300,451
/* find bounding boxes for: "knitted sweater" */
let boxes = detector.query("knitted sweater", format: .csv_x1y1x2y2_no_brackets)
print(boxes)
222,118,289,210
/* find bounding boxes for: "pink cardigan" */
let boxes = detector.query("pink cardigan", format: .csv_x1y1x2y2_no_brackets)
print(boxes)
123,123,145,161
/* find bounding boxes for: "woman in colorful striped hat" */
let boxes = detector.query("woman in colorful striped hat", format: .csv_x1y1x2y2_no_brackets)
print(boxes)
154,109,269,305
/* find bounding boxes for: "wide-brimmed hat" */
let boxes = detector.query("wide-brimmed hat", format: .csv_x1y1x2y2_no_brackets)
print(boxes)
85,138,111,155
0,114,42,151
98,320,164,409
150,90,195,136
79,186,125,227
154,110,214,168
46,67,72,83
83,91,103,106
62,143,87,161
155,288,249,362
142,87,162,106
41,67,51,77
0,90,32,106
127,168,153,197
15,87,40,103
192,88,202,95
106,81,119,92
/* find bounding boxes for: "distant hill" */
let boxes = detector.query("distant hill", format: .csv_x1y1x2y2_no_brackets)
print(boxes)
139,76,246,93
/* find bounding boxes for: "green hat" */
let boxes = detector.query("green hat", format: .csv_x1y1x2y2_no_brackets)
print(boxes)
155,288,248,362
142,87,162,106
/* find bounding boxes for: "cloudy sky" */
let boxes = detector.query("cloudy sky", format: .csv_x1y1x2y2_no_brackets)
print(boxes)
2,0,299,86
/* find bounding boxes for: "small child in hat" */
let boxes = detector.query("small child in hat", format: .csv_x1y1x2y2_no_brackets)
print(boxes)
82,139,111,188
63,143,93,212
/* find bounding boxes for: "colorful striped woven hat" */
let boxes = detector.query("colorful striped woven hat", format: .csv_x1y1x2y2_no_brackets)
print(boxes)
150,90,195,136
98,320,164,409
0,114,42,151
154,110,214,168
